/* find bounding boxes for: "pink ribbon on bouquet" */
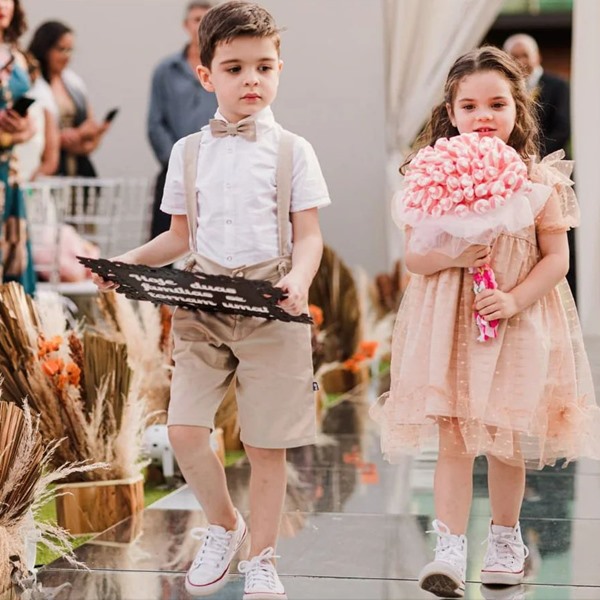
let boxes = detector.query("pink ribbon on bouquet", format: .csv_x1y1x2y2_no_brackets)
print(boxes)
469,265,499,342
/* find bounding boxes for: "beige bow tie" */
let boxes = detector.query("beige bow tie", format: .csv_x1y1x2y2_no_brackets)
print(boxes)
209,118,257,142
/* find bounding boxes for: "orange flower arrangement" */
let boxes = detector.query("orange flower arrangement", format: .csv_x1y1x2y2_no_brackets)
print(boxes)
37,335,81,392
342,340,378,373
309,304,324,328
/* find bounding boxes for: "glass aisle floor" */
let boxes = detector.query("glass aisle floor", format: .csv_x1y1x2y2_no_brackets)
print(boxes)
37,338,600,599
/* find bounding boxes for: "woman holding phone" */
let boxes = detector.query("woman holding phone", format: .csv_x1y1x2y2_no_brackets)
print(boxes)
28,20,113,177
0,0,36,293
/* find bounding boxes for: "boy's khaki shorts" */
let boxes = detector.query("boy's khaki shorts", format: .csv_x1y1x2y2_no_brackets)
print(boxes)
167,255,317,449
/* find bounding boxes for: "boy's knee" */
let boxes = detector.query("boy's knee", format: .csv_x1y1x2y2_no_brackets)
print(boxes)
244,444,286,466
168,425,212,454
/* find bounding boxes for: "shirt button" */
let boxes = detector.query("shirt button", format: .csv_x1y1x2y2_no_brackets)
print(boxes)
227,147,233,154
225,182,231,189
226,256,233,262
226,219,232,225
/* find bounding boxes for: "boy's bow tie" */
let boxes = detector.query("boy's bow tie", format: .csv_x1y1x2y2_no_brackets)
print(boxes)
209,118,257,141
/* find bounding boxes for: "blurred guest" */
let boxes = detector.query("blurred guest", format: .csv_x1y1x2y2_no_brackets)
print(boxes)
14,52,59,181
503,33,570,157
147,1,217,239
28,20,113,177
504,33,576,302
0,0,36,293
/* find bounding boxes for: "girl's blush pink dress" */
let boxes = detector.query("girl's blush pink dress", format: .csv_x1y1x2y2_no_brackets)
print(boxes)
370,154,600,468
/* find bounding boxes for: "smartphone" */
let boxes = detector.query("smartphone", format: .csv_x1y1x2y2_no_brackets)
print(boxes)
104,107,119,123
12,96,35,117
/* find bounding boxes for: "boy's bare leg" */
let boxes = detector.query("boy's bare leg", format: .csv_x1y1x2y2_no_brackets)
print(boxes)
169,425,237,530
487,454,525,526
434,419,475,534
244,444,287,556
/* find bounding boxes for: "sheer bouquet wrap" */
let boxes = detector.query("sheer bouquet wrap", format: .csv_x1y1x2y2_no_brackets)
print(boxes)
395,132,551,342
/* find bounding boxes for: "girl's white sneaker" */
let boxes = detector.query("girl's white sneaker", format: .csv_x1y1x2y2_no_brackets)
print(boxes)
481,521,528,585
418,519,467,598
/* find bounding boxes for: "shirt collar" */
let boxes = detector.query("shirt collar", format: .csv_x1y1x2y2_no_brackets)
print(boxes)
213,106,275,138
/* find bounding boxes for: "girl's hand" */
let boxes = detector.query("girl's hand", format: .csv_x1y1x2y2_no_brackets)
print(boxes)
475,289,518,320
275,272,309,316
452,244,491,269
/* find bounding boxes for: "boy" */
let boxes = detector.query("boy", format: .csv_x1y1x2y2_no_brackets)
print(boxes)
95,2,329,598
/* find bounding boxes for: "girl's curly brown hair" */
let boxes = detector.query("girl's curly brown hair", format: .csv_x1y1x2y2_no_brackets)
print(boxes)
401,46,539,174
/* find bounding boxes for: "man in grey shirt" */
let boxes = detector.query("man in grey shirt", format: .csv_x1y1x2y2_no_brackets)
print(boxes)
147,1,217,239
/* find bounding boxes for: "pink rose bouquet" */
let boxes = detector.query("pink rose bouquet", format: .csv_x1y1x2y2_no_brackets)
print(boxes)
395,132,549,342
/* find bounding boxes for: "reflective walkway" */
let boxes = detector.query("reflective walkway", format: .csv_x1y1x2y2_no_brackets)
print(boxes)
38,338,600,599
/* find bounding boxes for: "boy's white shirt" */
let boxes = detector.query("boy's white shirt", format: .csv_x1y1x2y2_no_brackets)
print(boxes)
161,106,331,268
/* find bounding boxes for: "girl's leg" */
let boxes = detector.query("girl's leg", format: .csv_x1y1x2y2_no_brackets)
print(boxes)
480,455,527,586
434,418,476,534
486,454,525,526
169,425,237,529
244,444,287,556
419,419,474,598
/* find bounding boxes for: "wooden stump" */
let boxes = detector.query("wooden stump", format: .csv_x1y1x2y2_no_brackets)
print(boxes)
320,364,370,395
55,475,144,535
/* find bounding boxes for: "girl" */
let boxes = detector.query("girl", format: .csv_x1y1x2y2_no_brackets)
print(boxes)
371,46,600,599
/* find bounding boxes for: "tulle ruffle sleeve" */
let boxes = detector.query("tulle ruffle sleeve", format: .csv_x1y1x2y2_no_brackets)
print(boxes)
530,151,580,233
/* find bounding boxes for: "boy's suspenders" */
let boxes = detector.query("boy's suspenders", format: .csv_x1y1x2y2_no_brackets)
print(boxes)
183,129,295,258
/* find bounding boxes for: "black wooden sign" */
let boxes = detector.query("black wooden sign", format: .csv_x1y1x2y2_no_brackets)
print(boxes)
78,257,312,324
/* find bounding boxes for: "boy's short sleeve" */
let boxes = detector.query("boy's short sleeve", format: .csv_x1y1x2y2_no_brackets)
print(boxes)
160,137,188,216
290,136,331,212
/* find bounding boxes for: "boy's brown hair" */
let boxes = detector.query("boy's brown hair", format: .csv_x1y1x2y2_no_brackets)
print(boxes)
199,1,281,69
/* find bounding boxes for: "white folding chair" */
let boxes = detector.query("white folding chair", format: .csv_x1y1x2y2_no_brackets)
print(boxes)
22,179,69,288
109,178,153,257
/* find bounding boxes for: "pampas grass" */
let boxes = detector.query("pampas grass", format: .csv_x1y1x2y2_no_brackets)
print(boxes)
0,399,104,593
95,293,171,423
0,283,148,482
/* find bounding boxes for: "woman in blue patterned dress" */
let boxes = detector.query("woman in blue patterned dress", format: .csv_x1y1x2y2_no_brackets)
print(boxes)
0,0,36,293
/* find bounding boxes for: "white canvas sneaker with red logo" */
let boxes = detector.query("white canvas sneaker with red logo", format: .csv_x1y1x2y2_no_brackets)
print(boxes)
481,521,528,585
185,509,247,597
418,520,468,598
238,547,287,600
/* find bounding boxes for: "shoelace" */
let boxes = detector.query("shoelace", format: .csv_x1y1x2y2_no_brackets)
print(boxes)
190,526,233,569
427,519,466,571
483,530,530,568
238,547,280,589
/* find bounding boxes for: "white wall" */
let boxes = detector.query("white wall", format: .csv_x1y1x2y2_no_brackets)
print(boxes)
26,0,388,274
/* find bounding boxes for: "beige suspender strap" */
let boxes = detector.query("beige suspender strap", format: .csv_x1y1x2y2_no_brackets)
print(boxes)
183,129,294,258
276,130,295,257
183,132,203,252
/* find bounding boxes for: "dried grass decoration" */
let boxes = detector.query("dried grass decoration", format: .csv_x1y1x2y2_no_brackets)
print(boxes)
95,292,171,423
0,399,100,595
0,282,147,483
309,245,362,363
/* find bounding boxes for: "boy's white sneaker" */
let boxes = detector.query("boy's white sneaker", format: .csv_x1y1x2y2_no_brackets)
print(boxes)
418,519,467,598
185,509,247,597
481,521,528,585
238,547,287,600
